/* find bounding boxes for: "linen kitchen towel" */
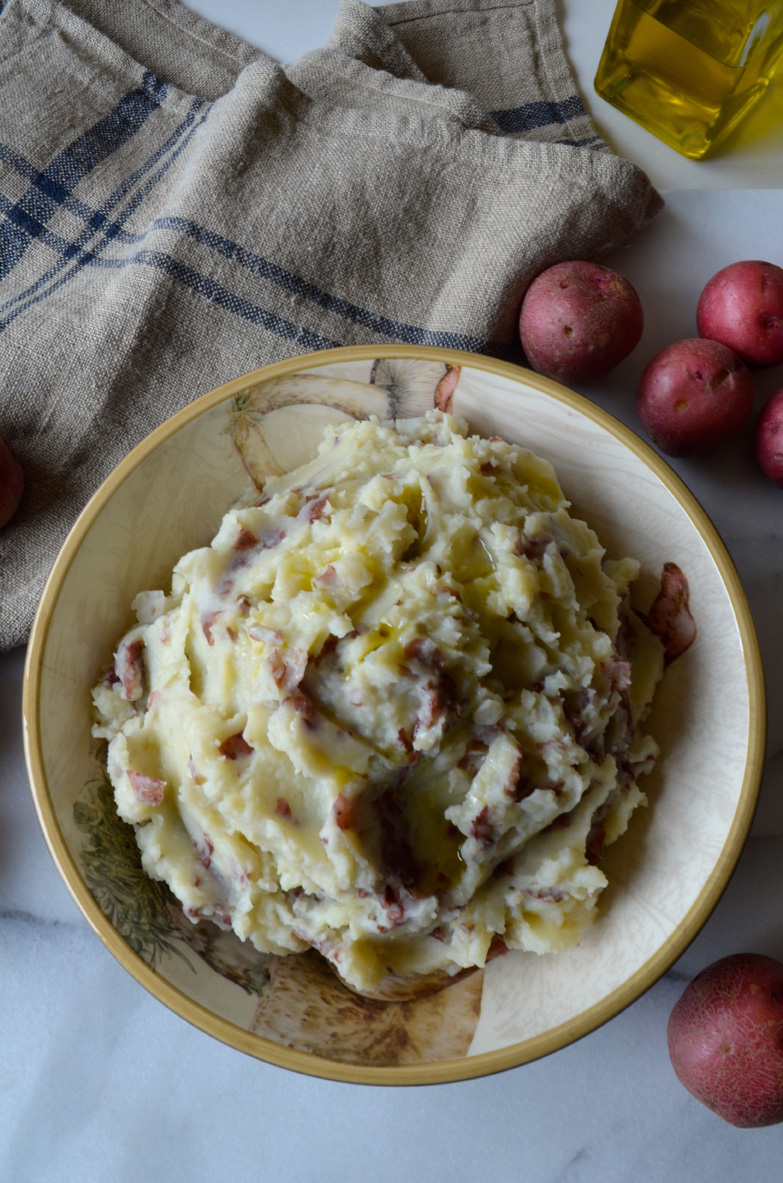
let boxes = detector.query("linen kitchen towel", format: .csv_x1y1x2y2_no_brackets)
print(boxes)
0,0,662,650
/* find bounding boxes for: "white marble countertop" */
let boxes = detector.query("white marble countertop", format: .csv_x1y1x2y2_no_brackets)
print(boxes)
3,4,783,1180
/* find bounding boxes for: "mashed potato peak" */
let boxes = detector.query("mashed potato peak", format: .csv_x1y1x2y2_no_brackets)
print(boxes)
93,411,663,996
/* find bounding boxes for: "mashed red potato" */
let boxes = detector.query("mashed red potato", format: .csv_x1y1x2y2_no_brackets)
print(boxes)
92,411,664,997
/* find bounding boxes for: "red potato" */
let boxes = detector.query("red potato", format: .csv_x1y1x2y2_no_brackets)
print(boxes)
518,260,643,384
755,389,783,487
697,260,783,369
668,953,783,1128
0,433,23,528
637,338,754,457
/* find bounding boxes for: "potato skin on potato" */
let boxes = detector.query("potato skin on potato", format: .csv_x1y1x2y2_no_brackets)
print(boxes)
697,260,783,370
755,389,783,488
636,338,754,458
519,260,643,385
668,953,783,1128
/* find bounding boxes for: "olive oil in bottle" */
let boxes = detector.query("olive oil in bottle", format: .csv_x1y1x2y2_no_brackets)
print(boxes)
594,0,783,159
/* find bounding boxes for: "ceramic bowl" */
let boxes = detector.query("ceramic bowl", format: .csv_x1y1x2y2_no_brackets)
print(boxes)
23,345,765,1084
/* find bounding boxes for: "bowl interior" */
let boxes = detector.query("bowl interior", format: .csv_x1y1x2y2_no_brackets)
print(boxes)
25,347,763,1084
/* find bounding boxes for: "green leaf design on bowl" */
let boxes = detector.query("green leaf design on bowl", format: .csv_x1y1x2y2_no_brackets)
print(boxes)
74,758,191,969
75,747,271,996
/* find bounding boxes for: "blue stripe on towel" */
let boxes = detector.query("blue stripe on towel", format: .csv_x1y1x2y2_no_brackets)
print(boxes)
0,99,207,315
0,180,505,353
554,135,604,149
147,217,499,353
489,95,586,135
0,71,168,282
0,143,127,232
0,102,507,355
89,244,501,354
95,248,343,351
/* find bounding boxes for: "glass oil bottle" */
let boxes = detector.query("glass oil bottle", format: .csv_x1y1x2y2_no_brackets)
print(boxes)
594,0,783,159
